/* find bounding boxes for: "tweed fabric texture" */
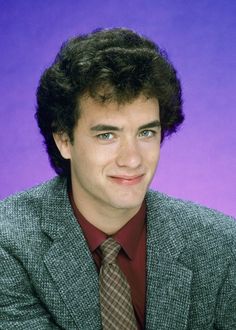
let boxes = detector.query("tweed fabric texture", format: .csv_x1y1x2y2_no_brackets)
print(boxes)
99,238,137,330
1,176,236,329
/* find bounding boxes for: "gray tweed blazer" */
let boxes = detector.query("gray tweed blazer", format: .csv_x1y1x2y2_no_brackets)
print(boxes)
1,176,236,329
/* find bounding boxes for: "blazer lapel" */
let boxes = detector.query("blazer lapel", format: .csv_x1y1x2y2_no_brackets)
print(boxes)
41,178,102,329
145,191,193,329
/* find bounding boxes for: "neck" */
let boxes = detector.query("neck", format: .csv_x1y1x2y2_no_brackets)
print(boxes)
72,193,141,235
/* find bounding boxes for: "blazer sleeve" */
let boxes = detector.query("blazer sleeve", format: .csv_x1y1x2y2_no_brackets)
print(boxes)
0,246,60,330
215,257,236,329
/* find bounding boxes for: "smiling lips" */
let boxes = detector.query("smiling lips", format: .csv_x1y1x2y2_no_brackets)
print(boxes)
109,174,144,185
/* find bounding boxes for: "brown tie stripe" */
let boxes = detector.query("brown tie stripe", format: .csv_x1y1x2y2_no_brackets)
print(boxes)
99,237,138,330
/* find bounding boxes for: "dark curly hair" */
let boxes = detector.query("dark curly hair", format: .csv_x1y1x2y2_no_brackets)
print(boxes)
36,27,184,177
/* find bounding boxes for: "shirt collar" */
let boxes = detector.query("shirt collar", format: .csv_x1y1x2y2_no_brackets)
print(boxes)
69,191,146,260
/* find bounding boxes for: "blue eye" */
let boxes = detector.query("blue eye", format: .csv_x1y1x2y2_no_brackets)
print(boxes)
139,130,156,138
97,133,114,140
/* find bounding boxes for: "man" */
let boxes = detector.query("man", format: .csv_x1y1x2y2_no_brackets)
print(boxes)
0,28,236,330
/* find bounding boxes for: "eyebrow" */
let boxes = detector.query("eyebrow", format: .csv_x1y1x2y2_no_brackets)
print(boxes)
139,120,161,130
90,120,161,132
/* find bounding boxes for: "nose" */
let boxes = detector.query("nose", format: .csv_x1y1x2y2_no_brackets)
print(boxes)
116,139,142,169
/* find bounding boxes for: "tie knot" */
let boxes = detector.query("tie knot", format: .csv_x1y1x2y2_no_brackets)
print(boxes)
100,238,121,264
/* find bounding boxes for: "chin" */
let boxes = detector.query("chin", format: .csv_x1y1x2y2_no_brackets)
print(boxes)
110,195,145,210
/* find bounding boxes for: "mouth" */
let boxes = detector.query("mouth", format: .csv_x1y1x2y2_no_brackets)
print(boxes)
109,174,145,186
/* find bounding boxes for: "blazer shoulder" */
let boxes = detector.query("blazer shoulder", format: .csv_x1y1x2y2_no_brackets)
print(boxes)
0,176,67,241
146,190,236,248
0,176,66,208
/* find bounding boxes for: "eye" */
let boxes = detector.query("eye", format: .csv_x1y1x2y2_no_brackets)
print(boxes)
139,130,156,138
96,132,114,140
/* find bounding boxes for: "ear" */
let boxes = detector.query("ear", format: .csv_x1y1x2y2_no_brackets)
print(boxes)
53,132,71,160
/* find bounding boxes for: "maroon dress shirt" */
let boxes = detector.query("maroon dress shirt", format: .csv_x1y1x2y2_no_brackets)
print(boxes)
69,192,146,329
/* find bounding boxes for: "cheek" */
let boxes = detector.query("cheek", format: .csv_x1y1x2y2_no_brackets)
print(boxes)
74,147,115,172
89,144,118,164
140,142,160,162
154,147,161,161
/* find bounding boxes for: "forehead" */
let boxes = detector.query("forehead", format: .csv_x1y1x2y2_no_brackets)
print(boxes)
77,95,160,125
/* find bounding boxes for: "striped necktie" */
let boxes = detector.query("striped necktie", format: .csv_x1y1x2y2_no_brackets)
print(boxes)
99,237,137,330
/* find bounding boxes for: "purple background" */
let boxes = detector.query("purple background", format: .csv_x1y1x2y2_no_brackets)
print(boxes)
0,1,235,217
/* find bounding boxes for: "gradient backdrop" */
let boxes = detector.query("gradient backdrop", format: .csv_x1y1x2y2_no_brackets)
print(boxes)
0,0,235,217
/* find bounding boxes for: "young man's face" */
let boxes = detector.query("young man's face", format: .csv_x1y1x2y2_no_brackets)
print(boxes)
55,94,161,215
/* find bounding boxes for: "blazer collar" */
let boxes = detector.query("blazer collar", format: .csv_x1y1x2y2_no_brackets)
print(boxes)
40,177,102,329
145,191,193,329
